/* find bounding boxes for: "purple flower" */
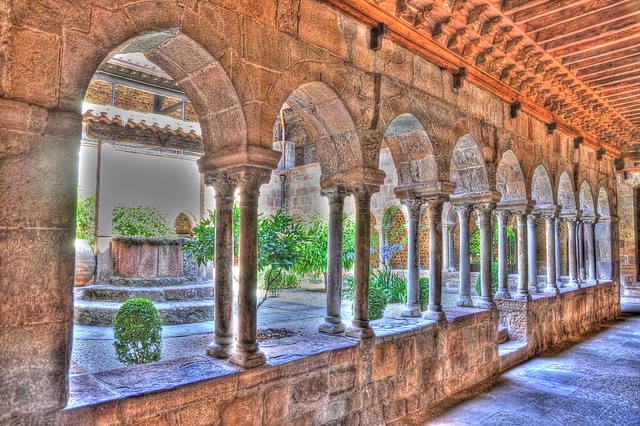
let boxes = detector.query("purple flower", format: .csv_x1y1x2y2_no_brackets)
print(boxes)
347,252,355,259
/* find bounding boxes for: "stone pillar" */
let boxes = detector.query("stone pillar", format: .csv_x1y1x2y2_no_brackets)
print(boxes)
527,214,540,293
585,219,598,285
424,195,448,321
475,203,497,310
345,186,377,339
206,174,237,358
448,225,456,271
455,205,473,307
494,210,510,299
229,167,271,368
401,197,423,317
555,218,562,287
442,225,450,271
319,187,347,333
567,219,580,288
544,214,559,295
515,213,531,301
578,221,586,281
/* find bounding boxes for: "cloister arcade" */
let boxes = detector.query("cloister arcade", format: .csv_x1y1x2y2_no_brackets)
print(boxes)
0,1,623,422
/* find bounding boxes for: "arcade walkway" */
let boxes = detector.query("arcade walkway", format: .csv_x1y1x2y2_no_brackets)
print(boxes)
398,309,640,426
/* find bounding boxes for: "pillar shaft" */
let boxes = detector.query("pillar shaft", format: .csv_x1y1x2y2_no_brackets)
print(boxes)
455,205,473,307
494,211,510,299
229,168,270,368
424,196,447,321
345,187,376,339
585,220,598,285
544,215,559,295
555,219,562,287
567,219,580,288
448,227,456,271
401,198,423,317
578,222,586,281
319,187,347,333
515,213,531,301
443,226,450,271
527,215,539,292
207,175,236,358
476,203,497,310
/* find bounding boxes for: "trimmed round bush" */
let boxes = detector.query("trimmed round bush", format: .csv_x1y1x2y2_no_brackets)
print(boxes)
419,277,430,311
369,287,388,320
113,298,163,366
475,262,500,297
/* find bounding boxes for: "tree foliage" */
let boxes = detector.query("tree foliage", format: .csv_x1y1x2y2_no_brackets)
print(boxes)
113,298,163,366
112,204,175,238
76,188,96,250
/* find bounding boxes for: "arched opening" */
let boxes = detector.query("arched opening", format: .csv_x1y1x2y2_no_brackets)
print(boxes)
531,165,555,281
557,172,577,280
596,186,613,280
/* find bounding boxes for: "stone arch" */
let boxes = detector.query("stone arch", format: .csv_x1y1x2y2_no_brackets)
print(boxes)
174,211,197,236
268,81,365,184
579,180,596,215
449,134,491,198
531,164,555,208
557,171,577,213
597,186,611,217
496,149,527,204
383,114,439,188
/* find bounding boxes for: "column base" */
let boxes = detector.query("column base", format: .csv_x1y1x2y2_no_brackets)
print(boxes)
207,341,233,359
477,298,497,310
229,348,267,369
318,316,346,334
345,321,375,339
456,295,474,307
401,305,422,318
586,279,599,286
494,290,511,300
529,284,541,293
447,268,457,273
557,280,565,288
568,280,581,289
424,307,446,322
544,284,560,295
514,291,532,302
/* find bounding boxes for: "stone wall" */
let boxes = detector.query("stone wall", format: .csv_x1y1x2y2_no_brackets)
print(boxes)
617,172,639,298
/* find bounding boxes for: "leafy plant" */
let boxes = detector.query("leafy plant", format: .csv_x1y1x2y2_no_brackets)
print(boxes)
371,268,407,304
476,262,500,296
76,188,96,250
368,287,388,320
182,210,215,267
419,277,429,311
259,269,298,297
113,298,163,366
112,204,175,238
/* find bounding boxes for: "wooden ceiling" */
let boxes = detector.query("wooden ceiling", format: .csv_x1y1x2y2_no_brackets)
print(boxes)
323,0,640,155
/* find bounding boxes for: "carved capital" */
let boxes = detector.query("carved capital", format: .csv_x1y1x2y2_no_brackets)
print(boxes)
453,203,472,222
205,171,237,204
321,185,347,207
401,196,423,219
229,166,272,200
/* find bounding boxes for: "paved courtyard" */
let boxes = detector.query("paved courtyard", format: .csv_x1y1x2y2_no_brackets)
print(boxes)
397,309,640,426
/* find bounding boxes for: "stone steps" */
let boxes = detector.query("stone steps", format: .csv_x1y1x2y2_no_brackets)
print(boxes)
74,299,215,326
76,283,214,303
498,326,509,344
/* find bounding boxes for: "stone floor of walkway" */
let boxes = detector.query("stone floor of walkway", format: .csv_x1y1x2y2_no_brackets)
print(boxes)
395,309,640,426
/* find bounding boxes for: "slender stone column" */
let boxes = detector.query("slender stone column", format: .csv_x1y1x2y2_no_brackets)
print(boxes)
424,195,448,321
229,167,271,368
585,219,598,285
319,187,347,333
345,186,377,339
443,225,451,271
527,214,540,293
544,214,559,295
206,173,237,358
567,219,580,288
401,197,423,317
455,205,473,307
515,213,531,301
494,210,510,299
448,226,456,271
555,218,562,287
476,203,497,310
578,221,586,281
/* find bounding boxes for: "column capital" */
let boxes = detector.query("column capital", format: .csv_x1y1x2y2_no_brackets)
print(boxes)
320,185,347,204
537,205,561,219
493,209,509,221
581,213,601,225
452,203,472,220
204,171,237,201
560,210,582,222
229,166,273,198
473,202,495,221
423,193,450,209
400,196,423,219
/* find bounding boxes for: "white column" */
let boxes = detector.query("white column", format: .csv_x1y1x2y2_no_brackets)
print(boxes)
476,203,497,310
424,195,447,321
443,225,451,271
455,205,473,307
514,212,531,301
494,210,510,299
555,218,562,288
585,219,598,285
401,197,423,317
567,218,580,288
527,214,540,293
544,213,559,295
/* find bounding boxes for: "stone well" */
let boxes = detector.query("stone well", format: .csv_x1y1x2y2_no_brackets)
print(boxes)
74,237,214,326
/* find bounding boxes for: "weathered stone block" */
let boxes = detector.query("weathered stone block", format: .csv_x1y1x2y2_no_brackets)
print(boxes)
222,393,263,426
329,366,356,395
372,341,398,382
264,384,289,424
126,2,184,33
291,372,329,404
298,0,348,60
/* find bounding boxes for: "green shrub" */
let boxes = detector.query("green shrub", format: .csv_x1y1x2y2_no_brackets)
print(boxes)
419,277,430,311
113,298,163,366
76,188,96,250
259,268,298,297
475,262,500,296
112,204,175,238
368,287,388,320
342,275,355,300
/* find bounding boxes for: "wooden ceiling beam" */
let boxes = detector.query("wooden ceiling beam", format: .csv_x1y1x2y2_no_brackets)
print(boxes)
550,25,640,57
594,76,640,92
609,94,640,107
586,69,640,87
503,0,556,15
576,52,640,77
600,86,640,100
543,18,640,51
562,36,640,65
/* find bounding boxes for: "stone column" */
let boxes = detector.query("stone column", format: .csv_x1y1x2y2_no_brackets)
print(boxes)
442,225,450,271
401,197,423,317
555,218,562,287
567,219,580,288
544,213,559,295
515,213,531,301
319,187,347,334
585,219,598,285
424,195,448,321
578,221,586,281
448,225,456,271
206,174,237,358
494,210,510,299
455,205,473,307
475,203,497,310
229,167,271,368
345,186,377,339
527,214,540,293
